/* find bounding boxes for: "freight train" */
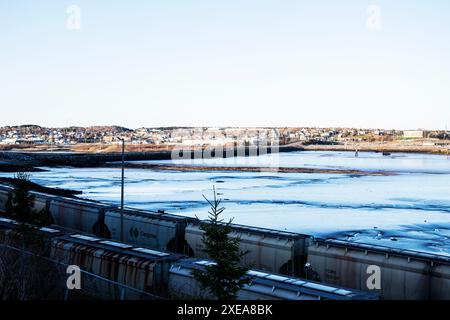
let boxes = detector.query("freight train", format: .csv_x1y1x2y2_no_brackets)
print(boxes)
0,184,310,277
1,184,449,299
0,218,376,300
307,238,450,299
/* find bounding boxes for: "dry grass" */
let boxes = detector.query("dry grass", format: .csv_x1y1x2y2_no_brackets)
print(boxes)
0,143,175,153
1,139,449,155
71,143,174,153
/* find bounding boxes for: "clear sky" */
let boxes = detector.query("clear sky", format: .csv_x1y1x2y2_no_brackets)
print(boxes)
1,1,449,129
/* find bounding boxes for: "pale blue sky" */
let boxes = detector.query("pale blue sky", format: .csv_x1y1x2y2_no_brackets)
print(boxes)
1,1,449,129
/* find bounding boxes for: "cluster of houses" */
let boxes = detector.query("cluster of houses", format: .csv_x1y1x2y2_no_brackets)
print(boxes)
0,125,449,147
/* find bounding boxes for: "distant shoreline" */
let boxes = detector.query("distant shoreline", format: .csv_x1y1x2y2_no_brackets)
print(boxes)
2,140,449,155
287,142,450,156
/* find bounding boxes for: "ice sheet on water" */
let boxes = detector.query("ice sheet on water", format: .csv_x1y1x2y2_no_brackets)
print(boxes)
1,152,450,256
132,151,450,174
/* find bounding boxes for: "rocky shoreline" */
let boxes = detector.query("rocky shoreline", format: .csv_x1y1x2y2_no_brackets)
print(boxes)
0,146,291,172
0,177,82,197
0,143,447,173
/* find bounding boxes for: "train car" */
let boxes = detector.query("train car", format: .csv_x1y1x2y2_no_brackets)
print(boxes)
185,221,310,276
0,184,191,254
51,233,183,297
103,208,192,253
34,190,192,254
0,184,52,218
0,185,13,214
168,259,379,300
47,196,112,235
0,184,102,235
0,216,64,251
307,238,450,300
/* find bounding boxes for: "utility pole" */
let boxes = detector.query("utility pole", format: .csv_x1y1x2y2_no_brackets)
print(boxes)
118,138,125,242
49,131,53,153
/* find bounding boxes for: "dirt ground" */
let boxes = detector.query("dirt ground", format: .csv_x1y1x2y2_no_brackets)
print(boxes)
0,143,174,153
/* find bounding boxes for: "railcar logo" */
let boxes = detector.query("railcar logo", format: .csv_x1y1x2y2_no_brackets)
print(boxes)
130,227,139,239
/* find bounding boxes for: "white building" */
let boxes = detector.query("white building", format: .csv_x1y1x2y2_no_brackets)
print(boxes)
403,130,427,138
0,137,18,144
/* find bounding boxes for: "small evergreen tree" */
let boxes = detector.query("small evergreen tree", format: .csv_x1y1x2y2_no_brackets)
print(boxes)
0,172,60,299
6,172,53,229
3,172,53,249
192,187,251,300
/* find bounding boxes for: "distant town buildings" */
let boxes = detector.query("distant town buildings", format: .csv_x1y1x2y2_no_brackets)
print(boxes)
0,125,448,148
